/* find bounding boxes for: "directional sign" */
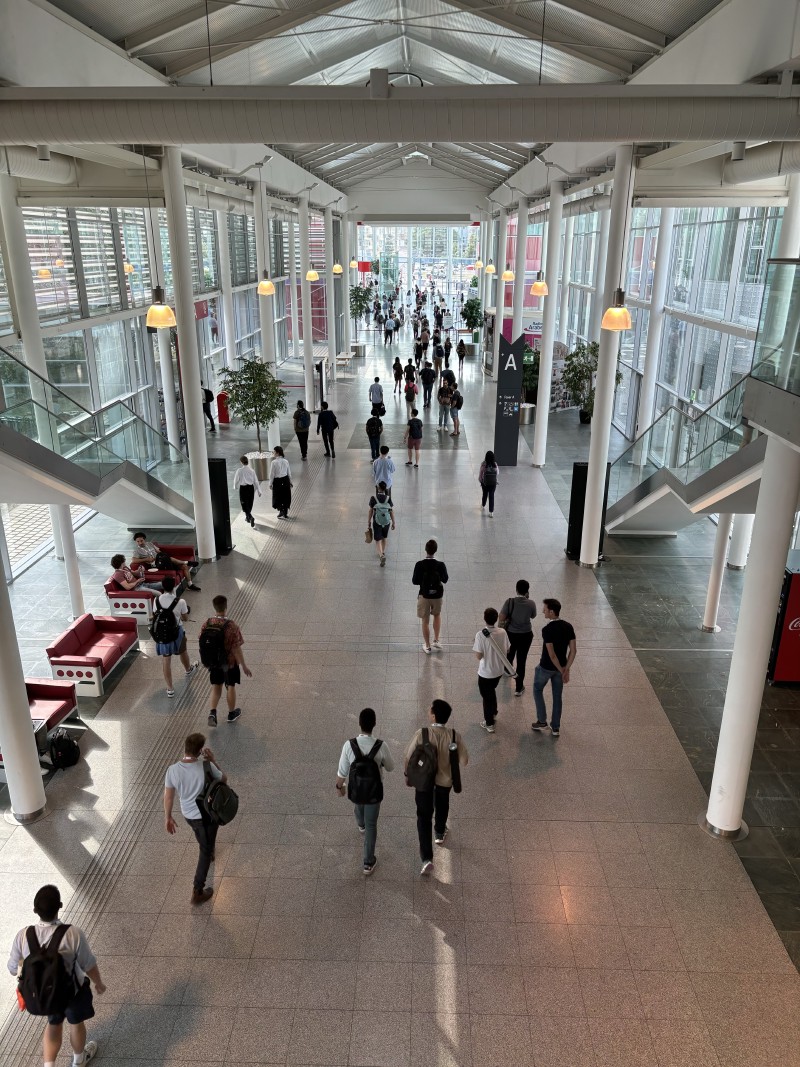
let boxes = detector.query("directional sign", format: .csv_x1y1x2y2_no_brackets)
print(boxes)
493,334,526,467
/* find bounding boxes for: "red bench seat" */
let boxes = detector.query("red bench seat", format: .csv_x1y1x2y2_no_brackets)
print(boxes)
46,614,139,697
105,543,196,623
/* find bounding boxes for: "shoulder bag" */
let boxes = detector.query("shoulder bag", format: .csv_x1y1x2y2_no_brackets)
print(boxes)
482,628,517,677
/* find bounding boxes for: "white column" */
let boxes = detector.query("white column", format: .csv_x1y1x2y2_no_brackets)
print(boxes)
215,210,237,369
253,181,279,449
760,174,800,362
342,212,352,357
705,435,800,836
156,328,181,451
161,146,215,561
635,207,674,442
324,205,337,383
579,145,634,567
0,513,47,822
288,215,301,361
589,200,611,340
0,510,11,584
558,215,575,344
700,513,734,632
482,219,494,315
407,225,413,293
51,517,64,560
532,181,565,467
491,209,509,381
728,513,755,570
55,503,84,618
298,195,316,410
446,227,452,301
512,200,528,340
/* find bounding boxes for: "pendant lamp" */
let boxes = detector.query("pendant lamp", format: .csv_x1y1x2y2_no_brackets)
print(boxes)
306,265,319,281
36,267,52,279
349,258,358,269
474,258,484,270
501,263,514,282
257,269,275,296
146,285,177,328
484,260,496,275
530,271,548,297
123,261,135,275
54,258,65,268
601,287,631,331
332,262,344,275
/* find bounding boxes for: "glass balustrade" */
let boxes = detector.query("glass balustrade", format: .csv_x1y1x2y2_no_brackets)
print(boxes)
751,259,800,398
0,397,124,480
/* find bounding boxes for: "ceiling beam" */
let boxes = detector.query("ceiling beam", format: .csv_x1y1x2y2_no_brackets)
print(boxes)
299,143,362,167
453,142,527,166
403,28,523,84
124,2,238,54
437,0,634,77
425,144,507,182
341,158,410,186
282,35,398,88
165,0,357,79
333,152,411,184
548,0,666,49
326,145,411,180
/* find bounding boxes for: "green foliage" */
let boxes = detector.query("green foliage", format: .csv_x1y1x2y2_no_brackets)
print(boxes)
560,341,622,417
370,258,380,275
462,296,483,331
349,283,373,321
522,346,540,395
470,275,478,288
218,357,287,454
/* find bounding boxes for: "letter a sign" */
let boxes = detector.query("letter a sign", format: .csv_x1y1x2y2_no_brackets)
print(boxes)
493,335,526,466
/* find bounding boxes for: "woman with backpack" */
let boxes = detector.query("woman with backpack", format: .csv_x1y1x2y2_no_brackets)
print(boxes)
450,385,463,437
368,481,395,566
293,400,311,460
457,338,466,373
152,575,198,697
479,450,499,516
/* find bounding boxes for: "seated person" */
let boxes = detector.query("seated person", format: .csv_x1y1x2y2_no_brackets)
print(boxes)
110,554,163,592
131,531,200,592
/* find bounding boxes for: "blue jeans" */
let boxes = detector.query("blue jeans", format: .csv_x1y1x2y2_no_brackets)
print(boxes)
533,665,563,728
354,801,380,865
438,404,450,427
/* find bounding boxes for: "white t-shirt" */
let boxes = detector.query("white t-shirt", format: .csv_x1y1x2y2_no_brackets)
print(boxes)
337,734,395,780
165,759,223,820
473,625,511,679
156,591,188,622
233,465,261,492
7,920,96,985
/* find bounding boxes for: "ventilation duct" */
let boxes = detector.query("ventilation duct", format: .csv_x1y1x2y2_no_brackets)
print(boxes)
723,142,800,184
0,90,799,145
528,192,610,219
1,146,77,184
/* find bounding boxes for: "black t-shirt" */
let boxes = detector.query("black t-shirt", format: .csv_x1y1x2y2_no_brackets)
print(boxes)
540,618,576,671
404,365,416,382
407,417,423,440
420,367,436,385
412,558,449,599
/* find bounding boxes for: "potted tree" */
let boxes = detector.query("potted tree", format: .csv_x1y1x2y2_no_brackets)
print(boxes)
461,295,483,347
349,282,373,336
218,358,288,480
561,341,622,424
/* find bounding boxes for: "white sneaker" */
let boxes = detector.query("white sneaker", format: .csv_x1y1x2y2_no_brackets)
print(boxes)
420,860,434,876
423,645,432,654
432,640,443,651
480,722,496,733
81,1041,99,1064
185,662,199,678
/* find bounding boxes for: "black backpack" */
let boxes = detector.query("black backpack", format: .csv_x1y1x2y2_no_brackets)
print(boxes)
149,596,180,644
296,409,311,430
154,550,175,571
18,925,76,1016
366,416,382,437
49,730,80,770
199,619,229,669
419,560,443,599
200,762,239,825
482,464,498,487
405,728,438,791
347,739,384,805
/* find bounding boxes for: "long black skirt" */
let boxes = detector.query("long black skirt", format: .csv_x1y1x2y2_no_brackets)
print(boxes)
272,475,291,515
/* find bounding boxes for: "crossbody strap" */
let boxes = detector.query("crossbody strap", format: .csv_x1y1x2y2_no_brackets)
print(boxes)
482,628,517,676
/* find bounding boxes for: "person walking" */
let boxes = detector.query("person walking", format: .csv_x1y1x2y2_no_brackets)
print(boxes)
473,607,512,733
336,708,395,875
202,383,216,433
457,338,466,374
404,407,423,468
499,580,537,696
201,594,252,726
437,380,453,431
233,454,261,527
420,325,430,360
444,336,452,368
404,357,417,386
268,445,293,518
412,538,448,653
404,700,468,876
369,377,384,416
384,313,395,346
373,445,396,499
366,412,383,460
479,450,498,515
450,384,463,437
368,481,395,566
152,575,198,697
392,356,403,394
414,337,423,367
164,732,227,904
293,400,311,460
8,885,106,1067
317,401,338,458
420,361,436,409
532,598,577,737
403,377,418,417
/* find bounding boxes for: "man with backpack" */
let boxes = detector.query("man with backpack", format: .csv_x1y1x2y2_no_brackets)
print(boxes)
404,700,468,876
202,383,216,433
200,594,252,727
335,708,395,875
412,538,448,654
420,361,436,408
369,377,384,416
8,884,106,1066
151,575,198,698
473,607,513,733
437,380,453,431
293,400,312,460
164,732,227,904
366,412,383,459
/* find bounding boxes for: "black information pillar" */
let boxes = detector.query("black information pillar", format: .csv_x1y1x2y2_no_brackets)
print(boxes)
493,334,526,466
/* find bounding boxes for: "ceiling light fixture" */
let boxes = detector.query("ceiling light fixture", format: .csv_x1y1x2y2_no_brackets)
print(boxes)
601,148,635,333
141,147,177,330
123,261,135,275
54,258,65,268
257,270,275,296
332,262,344,275
530,270,548,297
474,258,484,270
36,267,52,279
306,265,319,282
484,260,496,275
501,263,515,282
349,258,358,269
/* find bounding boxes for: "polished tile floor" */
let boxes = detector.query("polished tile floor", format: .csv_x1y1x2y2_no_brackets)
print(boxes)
2,333,800,1066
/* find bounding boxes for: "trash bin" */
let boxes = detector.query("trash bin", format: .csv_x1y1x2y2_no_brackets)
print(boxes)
217,390,230,424
314,358,328,410
473,329,480,343
519,403,535,425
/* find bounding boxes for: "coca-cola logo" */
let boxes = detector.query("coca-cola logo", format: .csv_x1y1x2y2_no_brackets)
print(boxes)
790,618,800,631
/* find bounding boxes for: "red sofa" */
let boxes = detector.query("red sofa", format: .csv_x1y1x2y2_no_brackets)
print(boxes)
0,680,79,779
46,614,139,697
105,543,196,622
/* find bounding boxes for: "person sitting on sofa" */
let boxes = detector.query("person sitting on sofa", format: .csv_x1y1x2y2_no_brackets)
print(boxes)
131,532,200,592
110,554,163,592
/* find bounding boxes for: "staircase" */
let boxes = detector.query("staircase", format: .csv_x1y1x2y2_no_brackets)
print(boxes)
0,346,194,529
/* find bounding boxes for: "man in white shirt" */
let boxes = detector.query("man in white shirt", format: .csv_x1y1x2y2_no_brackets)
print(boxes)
153,576,198,697
369,377,384,415
164,733,226,905
473,607,511,734
232,454,261,528
8,884,106,1067
335,708,394,875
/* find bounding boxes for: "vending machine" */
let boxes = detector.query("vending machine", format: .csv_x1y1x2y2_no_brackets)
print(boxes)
768,550,800,685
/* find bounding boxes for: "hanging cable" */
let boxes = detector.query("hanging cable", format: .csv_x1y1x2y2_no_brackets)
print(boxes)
538,0,547,86
204,0,214,88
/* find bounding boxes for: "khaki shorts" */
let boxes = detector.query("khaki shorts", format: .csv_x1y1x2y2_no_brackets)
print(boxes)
417,595,443,619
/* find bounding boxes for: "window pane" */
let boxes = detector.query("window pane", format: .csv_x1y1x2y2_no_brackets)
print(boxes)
198,210,219,291
75,207,123,316
24,207,81,324
92,320,131,405
118,208,152,308
683,323,723,406
43,332,92,413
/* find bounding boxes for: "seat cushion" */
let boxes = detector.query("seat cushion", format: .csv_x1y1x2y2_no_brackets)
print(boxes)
29,698,73,730
47,631,80,657
103,631,138,654
74,616,98,645
78,640,121,672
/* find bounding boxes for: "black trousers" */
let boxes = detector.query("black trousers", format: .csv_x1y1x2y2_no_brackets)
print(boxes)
368,435,381,459
478,674,501,724
415,786,452,862
322,429,335,456
186,815,219,891
507,630,534,692
296,430,309,458
202,403,216,431
239,484,255,521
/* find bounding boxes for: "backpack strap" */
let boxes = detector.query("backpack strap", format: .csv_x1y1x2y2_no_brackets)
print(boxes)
367,739,383,760
349,739,361,761
25,927,40,955
27,923,70,958
421,727,429,744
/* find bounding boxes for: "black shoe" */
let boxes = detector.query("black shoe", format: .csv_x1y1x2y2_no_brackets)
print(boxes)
191,887,213,905
331,454,336,458
228,708,242,723
188,584,201,592
531,721,547,731
324,453,331,458
208,711,218,727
